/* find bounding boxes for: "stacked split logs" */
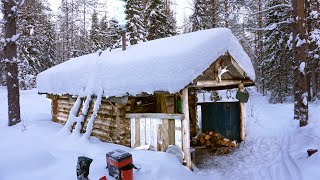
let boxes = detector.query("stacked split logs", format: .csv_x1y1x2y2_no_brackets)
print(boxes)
192,131,237,148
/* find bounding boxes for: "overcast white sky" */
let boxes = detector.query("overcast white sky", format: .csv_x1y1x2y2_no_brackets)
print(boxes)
47,0,192,26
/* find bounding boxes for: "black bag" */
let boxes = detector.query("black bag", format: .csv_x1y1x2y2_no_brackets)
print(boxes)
77,156,93,180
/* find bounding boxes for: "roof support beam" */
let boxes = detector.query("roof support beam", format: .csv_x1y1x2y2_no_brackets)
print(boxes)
195,80,253,88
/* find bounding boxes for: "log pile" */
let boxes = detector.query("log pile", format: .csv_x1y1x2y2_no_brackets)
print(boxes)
192,131,237,148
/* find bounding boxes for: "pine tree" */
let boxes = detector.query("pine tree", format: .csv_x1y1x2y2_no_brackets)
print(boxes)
292,0,308,126
125,0,147,45
306,0,320,100
0,25,5,86
1,0,22,126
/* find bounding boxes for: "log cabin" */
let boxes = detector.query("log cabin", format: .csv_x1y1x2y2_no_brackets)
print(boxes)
37,28,255,169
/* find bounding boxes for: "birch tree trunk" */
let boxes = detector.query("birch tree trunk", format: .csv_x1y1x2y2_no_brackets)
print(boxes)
292,0,308,126
2,0,22,126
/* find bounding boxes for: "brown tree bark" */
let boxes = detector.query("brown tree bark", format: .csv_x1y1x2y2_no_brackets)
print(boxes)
292,0,308,126
224,0,229,28
142,0,148,9
306,0,313,101
258,0,265,95
211,0,216,28
2,0,22,126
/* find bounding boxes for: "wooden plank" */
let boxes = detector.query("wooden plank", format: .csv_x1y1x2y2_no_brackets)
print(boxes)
161,119,170,151
175,119,182,149
182,88,192,169
150,118,157,150
140,118,146,145
229,55,247,78
168,118,175,146
130,118,135,148
139,118,147,145
157,123,162,151
146,118,151,145
135,118,140,148
126,113,183,119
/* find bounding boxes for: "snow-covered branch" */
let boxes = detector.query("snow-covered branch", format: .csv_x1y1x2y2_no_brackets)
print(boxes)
251,4,291,15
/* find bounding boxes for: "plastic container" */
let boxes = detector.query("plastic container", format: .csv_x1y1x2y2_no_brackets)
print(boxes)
106,149,133,180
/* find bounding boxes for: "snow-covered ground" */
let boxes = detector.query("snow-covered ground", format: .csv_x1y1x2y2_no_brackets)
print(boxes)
0,86,320,179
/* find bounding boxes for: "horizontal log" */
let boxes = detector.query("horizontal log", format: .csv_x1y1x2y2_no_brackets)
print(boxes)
125,113,183,119
53,117,67,124
56,112,69,120
196,80,254,88
57,107,72,113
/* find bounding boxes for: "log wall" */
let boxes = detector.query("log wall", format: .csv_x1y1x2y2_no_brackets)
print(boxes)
51,95,131,146
50,94,178,148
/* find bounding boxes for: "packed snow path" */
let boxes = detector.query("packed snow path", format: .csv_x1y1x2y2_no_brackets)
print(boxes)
275,136,303,180
196,89,319,180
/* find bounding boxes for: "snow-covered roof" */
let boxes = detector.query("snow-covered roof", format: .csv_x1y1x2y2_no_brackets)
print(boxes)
37,28,255,97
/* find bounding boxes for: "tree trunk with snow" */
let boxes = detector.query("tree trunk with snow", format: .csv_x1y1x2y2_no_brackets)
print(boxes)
258,0,265,96
211,0,216,28
292,0,308,126
2,0,22,126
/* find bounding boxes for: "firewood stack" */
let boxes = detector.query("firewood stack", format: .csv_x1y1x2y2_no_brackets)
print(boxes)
191,131,237,148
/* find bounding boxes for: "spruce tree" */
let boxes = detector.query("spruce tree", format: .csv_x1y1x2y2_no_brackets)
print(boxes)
145,0,176,40
107,18,122,50
165,9,177,37
190,0,214,31
18,0,56,89
263,0,292,103
306,0,320,99
99,15,110,50
90,10,100,52
125,0,147,45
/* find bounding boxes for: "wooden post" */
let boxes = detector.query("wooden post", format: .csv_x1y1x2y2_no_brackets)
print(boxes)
181,88,192,169
213,61,219,81
122,31,126,51
238,83,245,141
239,102,245,141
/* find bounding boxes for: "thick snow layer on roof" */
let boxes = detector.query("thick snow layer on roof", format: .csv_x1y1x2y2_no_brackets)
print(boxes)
37,28,255,97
